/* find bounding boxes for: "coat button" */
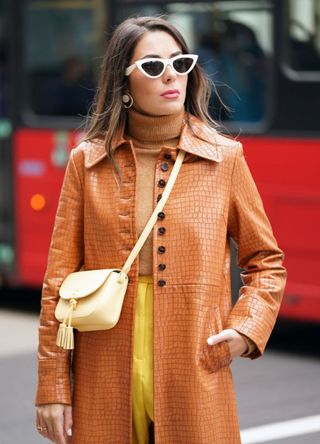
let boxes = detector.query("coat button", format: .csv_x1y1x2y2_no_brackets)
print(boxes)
158,227,166,235
160,162,169,172
158,279,166,287
157,211,165,220
157,194,162,202
158,246,166,253
164,153,172,160
158,263,166,271
158,179,166,188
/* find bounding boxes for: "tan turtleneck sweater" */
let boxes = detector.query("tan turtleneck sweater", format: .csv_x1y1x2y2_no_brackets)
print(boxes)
125,107,184,276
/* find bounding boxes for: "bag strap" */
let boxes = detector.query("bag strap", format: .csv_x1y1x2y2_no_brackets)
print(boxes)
120,149,186,278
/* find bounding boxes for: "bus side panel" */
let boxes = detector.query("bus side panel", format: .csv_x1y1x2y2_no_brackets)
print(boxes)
242,136,320,322
13,129,74,287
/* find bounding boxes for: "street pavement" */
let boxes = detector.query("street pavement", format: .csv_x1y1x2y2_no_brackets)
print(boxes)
0,299,319,444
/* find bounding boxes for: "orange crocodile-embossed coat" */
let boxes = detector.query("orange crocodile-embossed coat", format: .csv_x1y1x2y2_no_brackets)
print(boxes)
35,114,287,444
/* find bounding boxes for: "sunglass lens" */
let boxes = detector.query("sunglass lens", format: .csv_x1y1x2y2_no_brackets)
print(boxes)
173,57,194,73
141,60,164,77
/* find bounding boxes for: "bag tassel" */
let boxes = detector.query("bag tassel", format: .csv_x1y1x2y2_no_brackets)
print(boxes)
63,326,74,350
56,298,77,350
56,323,67,347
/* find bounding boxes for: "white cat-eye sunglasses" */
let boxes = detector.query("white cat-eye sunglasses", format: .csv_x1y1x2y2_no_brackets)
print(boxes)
125,54,198,79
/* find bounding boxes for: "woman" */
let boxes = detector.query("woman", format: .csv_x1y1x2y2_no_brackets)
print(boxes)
35,16,286,444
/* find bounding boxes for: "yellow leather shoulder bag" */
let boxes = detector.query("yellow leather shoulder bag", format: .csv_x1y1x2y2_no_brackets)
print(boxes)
54,149,186,349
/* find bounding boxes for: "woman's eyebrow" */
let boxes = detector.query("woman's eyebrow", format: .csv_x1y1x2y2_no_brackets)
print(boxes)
141,50,182,59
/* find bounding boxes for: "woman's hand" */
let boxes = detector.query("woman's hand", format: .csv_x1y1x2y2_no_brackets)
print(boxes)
36,404,72,444
207,328,248,359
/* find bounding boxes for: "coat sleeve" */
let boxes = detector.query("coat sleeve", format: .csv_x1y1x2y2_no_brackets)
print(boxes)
35,149,84,405
225,143,287,359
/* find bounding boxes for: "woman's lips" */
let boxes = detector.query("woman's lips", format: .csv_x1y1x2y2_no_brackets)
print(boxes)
161,90,180,99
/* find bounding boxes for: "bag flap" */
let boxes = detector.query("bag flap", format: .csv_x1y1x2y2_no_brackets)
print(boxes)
59,269,121,300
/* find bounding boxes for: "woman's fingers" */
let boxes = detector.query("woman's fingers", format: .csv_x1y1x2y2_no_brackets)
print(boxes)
36,409,51,439
64,405,73,437
52,410,67,444
45,417,56,442
42,406,62,443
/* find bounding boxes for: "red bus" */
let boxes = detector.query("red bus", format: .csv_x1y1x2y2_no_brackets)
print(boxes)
1,0,319,321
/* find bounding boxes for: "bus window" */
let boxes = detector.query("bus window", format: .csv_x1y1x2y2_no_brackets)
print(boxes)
22,0,107,118
116,1,273,125
287,0,320,73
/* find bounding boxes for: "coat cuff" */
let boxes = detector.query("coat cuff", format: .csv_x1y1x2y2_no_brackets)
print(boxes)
238,332,257,358
225,295,277,359
35,358,72,405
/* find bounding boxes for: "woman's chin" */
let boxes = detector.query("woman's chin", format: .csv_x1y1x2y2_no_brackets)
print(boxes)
150,102,184,116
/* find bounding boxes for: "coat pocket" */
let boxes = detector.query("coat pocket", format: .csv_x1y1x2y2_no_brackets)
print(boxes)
198,306,232,373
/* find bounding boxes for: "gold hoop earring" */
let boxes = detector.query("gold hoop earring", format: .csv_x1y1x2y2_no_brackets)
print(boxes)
122,93,133,109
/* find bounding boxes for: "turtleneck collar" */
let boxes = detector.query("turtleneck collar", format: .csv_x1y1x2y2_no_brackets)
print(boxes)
126,106,185,143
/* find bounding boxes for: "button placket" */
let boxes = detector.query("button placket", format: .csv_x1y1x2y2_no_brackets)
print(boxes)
155,150,174,287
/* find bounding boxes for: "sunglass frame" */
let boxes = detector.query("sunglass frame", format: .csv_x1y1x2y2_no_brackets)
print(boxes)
125,54,198,78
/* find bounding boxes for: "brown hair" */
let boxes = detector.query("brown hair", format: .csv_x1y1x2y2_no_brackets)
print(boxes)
85,16,217,181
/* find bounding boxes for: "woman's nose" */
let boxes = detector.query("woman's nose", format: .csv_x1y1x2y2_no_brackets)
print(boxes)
162,64,177,82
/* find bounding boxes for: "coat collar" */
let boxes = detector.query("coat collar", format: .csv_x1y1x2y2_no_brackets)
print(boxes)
84,114,237,168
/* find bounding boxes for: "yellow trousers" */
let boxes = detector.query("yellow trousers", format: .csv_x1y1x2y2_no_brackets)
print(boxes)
132,275,154,444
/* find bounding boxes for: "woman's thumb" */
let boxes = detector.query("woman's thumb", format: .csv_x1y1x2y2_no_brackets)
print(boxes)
64,405,73,437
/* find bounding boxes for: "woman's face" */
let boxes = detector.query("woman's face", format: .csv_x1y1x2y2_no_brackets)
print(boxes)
127,30,188,116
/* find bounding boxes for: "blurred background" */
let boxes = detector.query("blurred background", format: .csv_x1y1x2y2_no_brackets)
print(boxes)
0,0,319,443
